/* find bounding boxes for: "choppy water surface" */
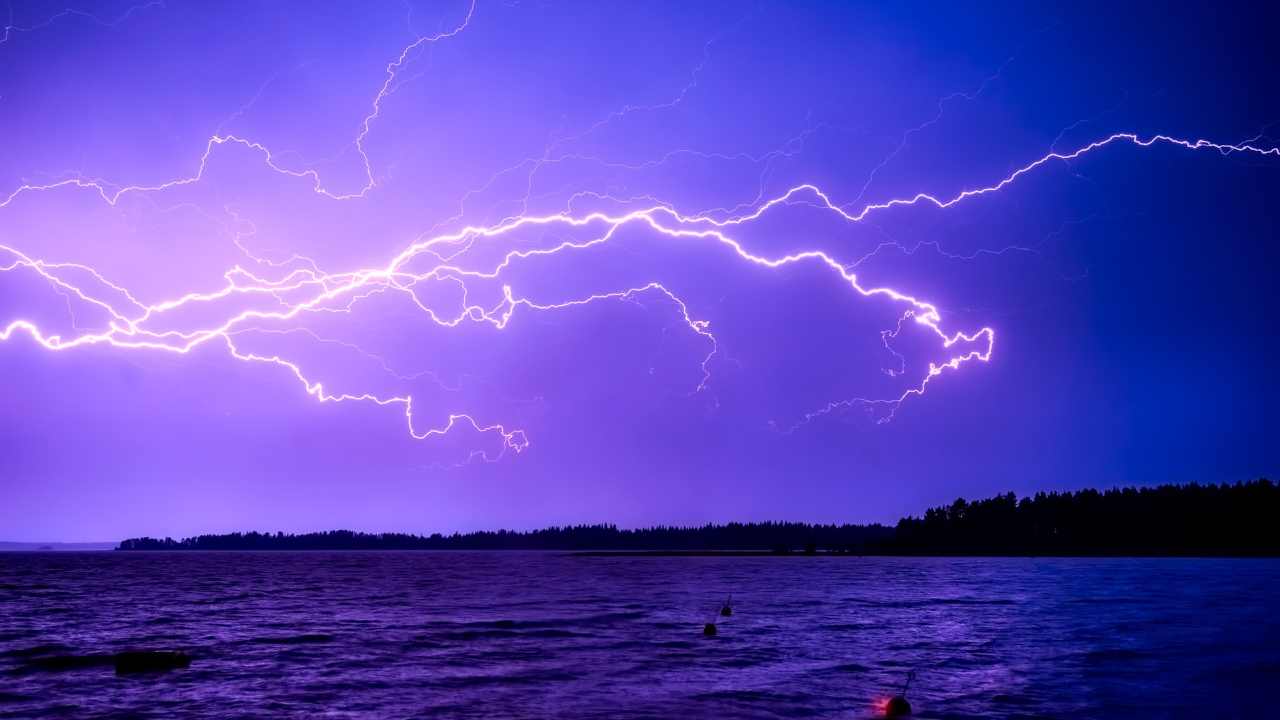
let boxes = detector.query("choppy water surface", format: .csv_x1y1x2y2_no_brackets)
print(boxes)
1,553,1277,719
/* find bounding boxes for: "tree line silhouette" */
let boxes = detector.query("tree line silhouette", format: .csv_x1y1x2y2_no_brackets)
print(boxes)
117,522,891,552
117,479,1279,556
891,479,1279,556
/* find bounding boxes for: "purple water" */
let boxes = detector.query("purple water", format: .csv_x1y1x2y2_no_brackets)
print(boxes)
2,553,1277,718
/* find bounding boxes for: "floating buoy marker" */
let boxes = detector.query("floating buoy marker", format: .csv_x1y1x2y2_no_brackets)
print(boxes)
703,622,717,636
720,595,733,617
884,670,915,717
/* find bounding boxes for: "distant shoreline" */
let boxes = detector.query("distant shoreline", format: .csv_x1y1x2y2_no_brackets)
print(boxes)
109,480,1280,557
0,541,116,552
6,548,1278,558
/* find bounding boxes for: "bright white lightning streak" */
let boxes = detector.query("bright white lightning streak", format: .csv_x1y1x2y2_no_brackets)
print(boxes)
4,127,1275,452
2,3,1279,458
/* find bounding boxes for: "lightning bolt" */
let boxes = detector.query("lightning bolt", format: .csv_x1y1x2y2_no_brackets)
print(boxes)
3,3,1278,463
1,0,163,47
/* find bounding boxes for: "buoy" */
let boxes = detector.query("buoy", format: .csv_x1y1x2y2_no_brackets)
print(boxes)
884,695,911,718
720,596,733,617
884,670,915,717
703,623,717,636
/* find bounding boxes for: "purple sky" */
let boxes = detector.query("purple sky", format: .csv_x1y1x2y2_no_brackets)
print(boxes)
2,1,1279,541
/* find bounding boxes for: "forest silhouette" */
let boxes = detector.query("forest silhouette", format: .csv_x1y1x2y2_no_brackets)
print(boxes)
118,480,1279,556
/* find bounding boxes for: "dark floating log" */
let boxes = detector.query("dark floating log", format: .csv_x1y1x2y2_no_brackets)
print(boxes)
23,654,115,672
20,650,192,675
114,650,191,674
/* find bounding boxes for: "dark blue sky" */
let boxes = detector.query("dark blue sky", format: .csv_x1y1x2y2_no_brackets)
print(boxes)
1,0,1277,540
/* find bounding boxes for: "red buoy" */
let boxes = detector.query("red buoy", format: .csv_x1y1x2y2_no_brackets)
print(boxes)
884,695,911,717
884,670,916,717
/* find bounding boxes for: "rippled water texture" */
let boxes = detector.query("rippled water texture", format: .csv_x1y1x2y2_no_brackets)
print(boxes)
2,553,1277,718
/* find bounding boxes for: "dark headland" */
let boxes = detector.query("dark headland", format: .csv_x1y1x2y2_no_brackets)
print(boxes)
117,480,1280,557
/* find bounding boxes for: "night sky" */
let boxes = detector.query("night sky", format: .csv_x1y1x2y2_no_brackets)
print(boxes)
2,1,1278,541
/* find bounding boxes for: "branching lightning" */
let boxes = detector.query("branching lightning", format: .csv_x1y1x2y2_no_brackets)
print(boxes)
3,2,1277,462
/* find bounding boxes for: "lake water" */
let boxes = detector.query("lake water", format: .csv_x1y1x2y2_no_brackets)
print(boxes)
1,553,1277,718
